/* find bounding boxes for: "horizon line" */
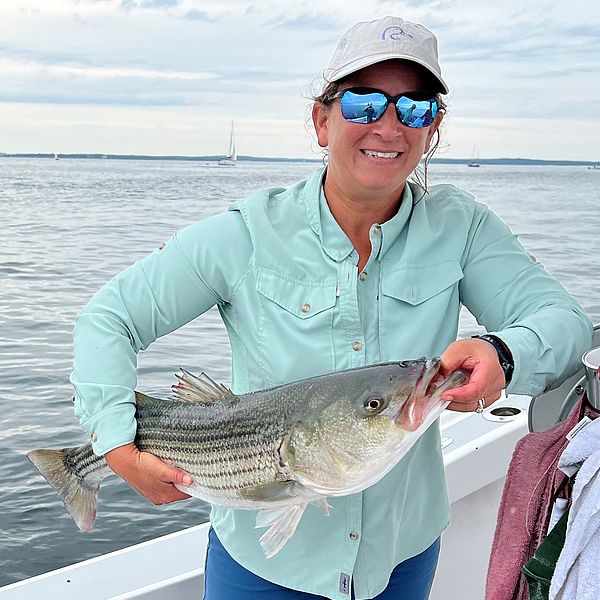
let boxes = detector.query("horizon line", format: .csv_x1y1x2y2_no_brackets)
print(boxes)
1,152,598,166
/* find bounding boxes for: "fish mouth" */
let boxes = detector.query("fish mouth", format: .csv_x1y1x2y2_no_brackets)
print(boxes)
394,359,467,431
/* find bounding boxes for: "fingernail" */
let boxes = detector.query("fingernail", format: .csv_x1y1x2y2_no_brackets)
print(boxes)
182,475,193,486
443,395,454,402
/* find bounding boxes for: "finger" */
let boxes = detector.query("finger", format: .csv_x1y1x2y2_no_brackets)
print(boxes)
443,381,487,403
162,467,194,487
446,400,477,413
446,398,486,413
442,366,504,403
446,391,502,413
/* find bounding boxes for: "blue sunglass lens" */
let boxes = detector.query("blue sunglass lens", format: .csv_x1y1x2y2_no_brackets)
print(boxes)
396,96,438,128
340,91,388,123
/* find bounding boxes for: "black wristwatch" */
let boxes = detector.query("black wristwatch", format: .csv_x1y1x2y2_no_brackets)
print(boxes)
472,334,514,386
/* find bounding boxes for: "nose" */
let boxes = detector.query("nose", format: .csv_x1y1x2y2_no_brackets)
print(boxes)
371,102,403,137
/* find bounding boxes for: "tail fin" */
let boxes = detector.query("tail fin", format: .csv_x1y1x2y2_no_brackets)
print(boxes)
27,446,107,533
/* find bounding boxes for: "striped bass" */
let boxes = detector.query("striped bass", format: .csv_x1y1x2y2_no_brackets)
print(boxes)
27,359,465,557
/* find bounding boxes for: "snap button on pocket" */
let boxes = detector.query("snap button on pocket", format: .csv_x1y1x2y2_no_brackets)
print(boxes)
256,269,337,318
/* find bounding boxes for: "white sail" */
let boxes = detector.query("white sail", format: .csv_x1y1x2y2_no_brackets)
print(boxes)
218,121,237,166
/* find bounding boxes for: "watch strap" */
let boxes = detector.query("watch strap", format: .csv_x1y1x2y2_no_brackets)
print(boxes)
472,334,514,386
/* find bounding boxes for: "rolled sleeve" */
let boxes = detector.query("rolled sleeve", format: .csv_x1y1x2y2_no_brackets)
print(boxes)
460,203,593,396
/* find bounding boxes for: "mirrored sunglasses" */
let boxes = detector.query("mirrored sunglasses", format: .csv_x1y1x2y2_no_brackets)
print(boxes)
333,87,439,128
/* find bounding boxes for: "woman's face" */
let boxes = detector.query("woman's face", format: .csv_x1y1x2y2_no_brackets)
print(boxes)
313,60,442,202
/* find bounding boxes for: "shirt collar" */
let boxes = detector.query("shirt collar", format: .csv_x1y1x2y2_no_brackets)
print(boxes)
377,183,416,259
304,167,418,263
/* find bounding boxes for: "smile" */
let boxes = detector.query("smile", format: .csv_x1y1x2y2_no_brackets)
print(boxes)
361,150,400,159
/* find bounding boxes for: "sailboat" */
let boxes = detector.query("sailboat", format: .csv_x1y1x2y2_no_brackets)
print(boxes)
467,145,480,168
218,121,237,166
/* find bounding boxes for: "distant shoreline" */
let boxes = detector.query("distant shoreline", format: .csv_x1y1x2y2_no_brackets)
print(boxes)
0,152,598,167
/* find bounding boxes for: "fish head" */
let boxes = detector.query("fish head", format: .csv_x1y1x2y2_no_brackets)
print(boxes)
345,358,466,431
284,359,466,495
349,358,432,423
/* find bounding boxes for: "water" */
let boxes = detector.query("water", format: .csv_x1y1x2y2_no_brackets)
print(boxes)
1,158,598,587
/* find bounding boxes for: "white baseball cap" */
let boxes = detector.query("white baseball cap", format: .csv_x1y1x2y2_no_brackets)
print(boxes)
323,16,448,94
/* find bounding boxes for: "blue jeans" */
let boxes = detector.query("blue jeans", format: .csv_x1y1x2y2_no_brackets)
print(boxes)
203,528,440,600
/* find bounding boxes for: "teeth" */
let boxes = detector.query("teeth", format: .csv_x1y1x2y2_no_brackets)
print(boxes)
363,150,399,159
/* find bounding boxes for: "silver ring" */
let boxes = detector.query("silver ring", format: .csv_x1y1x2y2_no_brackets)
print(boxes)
476,398,485,414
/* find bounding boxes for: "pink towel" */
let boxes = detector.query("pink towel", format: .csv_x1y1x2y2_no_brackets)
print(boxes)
485,397,589,600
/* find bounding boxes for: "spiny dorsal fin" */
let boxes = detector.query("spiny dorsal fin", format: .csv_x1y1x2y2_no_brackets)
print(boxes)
171,368,233,404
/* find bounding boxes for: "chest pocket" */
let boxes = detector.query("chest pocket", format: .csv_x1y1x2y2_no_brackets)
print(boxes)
380,261,464,355
381,261,463,305
256,269,337,318
255,269,338,382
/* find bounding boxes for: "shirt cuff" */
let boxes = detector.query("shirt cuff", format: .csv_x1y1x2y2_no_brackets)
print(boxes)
80,404,137,456
487,328,556,397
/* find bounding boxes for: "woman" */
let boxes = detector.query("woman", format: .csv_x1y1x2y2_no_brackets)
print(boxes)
71,16,593,600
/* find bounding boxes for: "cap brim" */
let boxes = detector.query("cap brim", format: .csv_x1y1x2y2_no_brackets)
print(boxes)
325,54,449,94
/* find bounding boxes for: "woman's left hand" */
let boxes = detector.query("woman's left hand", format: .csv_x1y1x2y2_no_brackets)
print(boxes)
439,338,506,412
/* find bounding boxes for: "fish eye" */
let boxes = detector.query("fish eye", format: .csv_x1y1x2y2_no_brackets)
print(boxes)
364,396,385,413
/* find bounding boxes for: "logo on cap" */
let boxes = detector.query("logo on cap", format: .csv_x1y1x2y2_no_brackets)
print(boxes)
382,26,413,40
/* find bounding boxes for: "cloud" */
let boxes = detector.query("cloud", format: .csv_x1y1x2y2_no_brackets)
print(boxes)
1,0,598,159
121,0,180,9
266,12,341,31
181,8,212,21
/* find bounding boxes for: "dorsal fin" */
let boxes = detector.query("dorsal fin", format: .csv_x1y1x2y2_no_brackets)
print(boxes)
171,368,233,404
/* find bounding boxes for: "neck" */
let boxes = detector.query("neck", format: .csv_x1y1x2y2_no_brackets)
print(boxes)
323,170,405,270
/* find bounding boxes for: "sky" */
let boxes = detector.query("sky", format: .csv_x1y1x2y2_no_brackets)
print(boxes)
0,0,599,160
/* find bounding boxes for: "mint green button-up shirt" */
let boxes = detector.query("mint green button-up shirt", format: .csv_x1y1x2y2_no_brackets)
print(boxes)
71,167,592,600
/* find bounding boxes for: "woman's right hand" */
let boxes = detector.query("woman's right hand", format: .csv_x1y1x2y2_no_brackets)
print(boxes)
105,442,193,505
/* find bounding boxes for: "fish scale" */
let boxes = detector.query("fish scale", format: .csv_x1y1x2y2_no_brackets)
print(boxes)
134,395,290,497
27,360,466,557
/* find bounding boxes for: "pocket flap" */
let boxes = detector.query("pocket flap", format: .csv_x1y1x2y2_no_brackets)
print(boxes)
382,261,463,306
256,269,337,318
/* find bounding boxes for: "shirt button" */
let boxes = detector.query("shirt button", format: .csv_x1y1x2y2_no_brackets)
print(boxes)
352,341,362,352
301,303,311,314
90,433,97,443
359,271,368,281
349,531,360,541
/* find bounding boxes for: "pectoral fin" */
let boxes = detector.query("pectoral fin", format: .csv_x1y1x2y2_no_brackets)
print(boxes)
238,481,301,502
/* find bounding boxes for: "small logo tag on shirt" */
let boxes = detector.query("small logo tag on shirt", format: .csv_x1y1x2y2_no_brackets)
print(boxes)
339,572,351,595
566,416,593,441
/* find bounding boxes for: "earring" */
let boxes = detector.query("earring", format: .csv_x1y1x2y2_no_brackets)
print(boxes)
322,149,329,167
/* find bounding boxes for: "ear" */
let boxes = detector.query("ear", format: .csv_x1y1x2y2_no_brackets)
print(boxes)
424,112,443,154
312,103,330,148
